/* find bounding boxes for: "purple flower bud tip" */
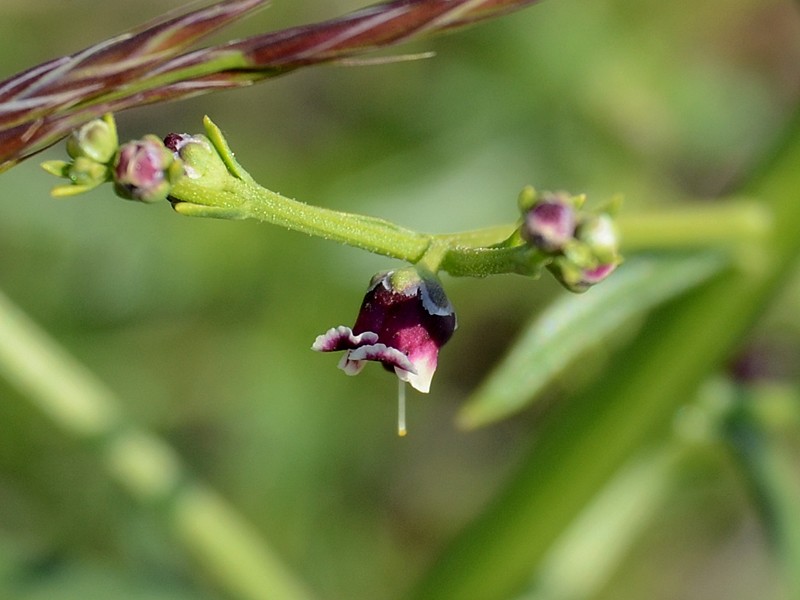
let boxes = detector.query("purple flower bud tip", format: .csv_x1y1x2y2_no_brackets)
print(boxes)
312,268,456,393
548,258,619,293
522,194,576,253
113,136,181,203
164,133,193,153
581,262,617,285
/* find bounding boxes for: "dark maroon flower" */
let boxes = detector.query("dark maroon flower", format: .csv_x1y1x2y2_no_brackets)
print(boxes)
312,267,456,393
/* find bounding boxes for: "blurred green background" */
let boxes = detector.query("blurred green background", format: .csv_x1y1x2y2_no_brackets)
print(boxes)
0,0,799,599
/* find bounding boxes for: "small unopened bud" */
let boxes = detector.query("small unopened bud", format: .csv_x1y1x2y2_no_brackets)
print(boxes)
521,192,576,253
113,136,182,203
547,258,602,293
163,133,193,153
580,262,618,286
164,133,225,181
67,156,109,187
548,253,619,293
576,214,619,264
66,115,118,164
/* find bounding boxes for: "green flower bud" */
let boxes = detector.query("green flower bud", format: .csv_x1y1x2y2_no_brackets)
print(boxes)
67,156,110,187
164,133,228,184
576,213,620,265
66,115,118,164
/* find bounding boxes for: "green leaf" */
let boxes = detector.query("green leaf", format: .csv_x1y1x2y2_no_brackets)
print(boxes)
457,253,726,429
519,445,684,600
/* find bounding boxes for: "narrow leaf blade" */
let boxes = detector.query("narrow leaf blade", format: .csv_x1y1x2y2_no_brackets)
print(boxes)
458,253,726,429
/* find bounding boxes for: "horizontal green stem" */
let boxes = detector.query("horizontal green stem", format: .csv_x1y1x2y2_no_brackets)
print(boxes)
169,116,776,280
433,224,517,248
173,176,433,262
616,201,772,252
173,171,770,278
440,244,545,277
174,173,551,276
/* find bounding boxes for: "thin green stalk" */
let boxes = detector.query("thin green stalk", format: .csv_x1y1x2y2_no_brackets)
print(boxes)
616,201,772,252
409,110,800,600
175,171,547,276
433,225,517,248
170,116,434,263
234,178,433,262
0,289,315,600
171,122,769,277
440,244,545,277
725,386,800,599
173,176,768,278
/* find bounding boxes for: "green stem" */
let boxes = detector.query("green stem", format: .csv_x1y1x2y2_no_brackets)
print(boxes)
616,201,771,252
441,244,545,277
173,171,768,278
171,168,768,280
164,116,774,281
433,225,518,248
0,289,315,600
172,175,434,263
174,166,549,275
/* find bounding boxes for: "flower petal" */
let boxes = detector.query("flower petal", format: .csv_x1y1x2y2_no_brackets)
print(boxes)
337,352,367,376
419,273,456,318
311,326,379,352
347,343,416,374
403,347,439,393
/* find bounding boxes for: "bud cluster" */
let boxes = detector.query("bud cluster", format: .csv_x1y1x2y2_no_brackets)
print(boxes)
520,188,621,292
41,115,119,197
41,114,185,202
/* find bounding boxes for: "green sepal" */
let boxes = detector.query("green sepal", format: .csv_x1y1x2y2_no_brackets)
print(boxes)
40,160,71,178
203,115,255,184
517,185,538,212
50,181,104,198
